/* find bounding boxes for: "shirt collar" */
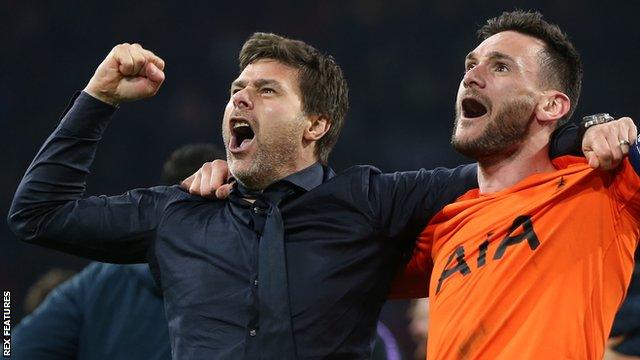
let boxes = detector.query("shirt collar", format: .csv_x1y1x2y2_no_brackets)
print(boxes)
279,162,325,192
232,162,330,199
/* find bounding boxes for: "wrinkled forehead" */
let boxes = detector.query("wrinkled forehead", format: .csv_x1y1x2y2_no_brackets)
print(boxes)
468,31,547,69
234,58,300,89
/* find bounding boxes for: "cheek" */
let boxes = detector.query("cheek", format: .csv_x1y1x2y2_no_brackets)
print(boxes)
260,119,301,145
262,105,298,128
257,122,282,142
455,83,466,107
223,101,234,121
221,102,234,130
261,103,280,119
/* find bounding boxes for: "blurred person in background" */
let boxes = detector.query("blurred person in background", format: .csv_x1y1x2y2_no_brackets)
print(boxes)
605,248,640,360
22,268,77,316
161,143,225,185
373,322,402,360
11,143,224,360
407,298,429,359
13,262,170,360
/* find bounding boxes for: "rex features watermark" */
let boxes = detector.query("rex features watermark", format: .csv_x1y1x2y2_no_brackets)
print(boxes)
3,290,10,357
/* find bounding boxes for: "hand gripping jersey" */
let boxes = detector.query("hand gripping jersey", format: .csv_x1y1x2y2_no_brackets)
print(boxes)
412,156,640,359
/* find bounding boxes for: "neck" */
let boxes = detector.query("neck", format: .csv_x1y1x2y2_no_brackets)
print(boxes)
277,148,318,182
238,149,318,191
477,132,556,194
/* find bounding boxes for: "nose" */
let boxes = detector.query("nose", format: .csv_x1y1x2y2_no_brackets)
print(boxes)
232,88,253,109
463,64,486,89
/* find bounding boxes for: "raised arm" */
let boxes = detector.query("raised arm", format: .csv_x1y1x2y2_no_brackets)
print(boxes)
8,44,170,263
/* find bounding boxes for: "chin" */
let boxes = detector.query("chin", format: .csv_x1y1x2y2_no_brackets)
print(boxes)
458,120,488,138
229,160,249,178
453,131,476,146
231,163,272,190
227,160,246,178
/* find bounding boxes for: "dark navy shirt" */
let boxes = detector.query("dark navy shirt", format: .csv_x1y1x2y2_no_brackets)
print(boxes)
8,92,579,359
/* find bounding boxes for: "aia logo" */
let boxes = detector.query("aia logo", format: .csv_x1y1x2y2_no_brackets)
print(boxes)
435,215,539,294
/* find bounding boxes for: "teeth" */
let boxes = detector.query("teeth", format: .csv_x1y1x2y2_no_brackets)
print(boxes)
233,122,250,129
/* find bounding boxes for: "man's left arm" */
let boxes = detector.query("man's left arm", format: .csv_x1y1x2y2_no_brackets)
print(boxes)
369,164,478,298
549,121,581,158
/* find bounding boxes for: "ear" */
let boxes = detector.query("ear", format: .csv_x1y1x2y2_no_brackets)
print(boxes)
303,115,331,142
536,91,571,123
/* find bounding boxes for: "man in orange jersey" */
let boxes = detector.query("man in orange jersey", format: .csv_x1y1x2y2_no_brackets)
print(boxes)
397,10,639,359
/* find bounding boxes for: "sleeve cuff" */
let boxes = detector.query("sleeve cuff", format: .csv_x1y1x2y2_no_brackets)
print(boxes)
58,91,118,138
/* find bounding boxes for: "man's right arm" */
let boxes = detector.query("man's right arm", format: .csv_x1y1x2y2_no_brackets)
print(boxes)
8,44,168,263
8,92,170,262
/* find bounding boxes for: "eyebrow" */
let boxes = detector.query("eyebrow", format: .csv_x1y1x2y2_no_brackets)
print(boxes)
231,78,282,89
465,51,516,63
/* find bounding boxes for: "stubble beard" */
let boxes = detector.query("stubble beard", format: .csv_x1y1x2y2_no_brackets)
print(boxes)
228,116,304,190
451,96,536,167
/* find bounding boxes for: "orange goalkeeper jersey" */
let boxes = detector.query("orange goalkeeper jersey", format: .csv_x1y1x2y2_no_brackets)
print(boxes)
410,156,640,359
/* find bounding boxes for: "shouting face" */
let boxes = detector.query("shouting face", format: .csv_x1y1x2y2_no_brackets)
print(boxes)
222,59,308,190
452,31,547,163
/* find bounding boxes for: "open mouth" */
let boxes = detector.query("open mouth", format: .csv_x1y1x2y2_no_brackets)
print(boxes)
461,98,488,119
229,119,255,153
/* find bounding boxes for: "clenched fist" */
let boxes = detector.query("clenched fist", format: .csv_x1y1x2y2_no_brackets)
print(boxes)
84,43,166,106
583,116,637,170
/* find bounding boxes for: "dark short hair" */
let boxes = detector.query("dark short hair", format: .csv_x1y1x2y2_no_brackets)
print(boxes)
478,10,582,125
162,143,225,184
239,32,349,164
